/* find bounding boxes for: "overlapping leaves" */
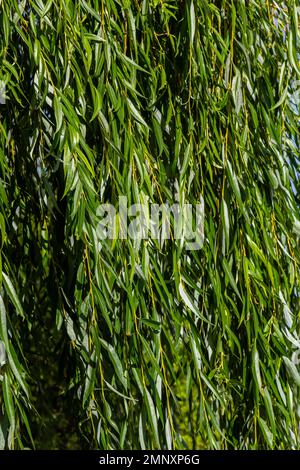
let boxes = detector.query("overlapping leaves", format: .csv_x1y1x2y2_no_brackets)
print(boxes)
0,0,299,449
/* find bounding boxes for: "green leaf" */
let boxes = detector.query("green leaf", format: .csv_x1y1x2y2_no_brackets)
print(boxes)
127,98,148,128
0,295,9,345
100,339,127,390
190,0,196,46
53,95,63,132
144,387,160,448
258,417,273,448
222,258,241,300
252,346,262,391
2,273,25,319
2,374,15,431
232,70,243,114
283,357,300,386
140,318,161,330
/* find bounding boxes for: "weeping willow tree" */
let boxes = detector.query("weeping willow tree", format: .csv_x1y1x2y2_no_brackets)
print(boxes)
0,0,300,450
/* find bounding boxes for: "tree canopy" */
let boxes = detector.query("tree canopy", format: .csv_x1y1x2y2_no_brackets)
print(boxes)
0,0,300,449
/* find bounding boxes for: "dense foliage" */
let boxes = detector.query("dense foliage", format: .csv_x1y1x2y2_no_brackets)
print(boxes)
0,0,300,449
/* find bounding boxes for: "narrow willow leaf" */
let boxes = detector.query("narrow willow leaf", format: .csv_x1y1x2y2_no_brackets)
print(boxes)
140,318,161,330
179,281,208,322
100,339,127,390
0,420,6,450
2,273,25,319
79,0,101,21
288,30,300,77
104,380,137,403
0,340,7,367
127,98,148,128
283,357,300,386
262,388,276,436
83,362,95,406
165,416,172,450
138,413,146,450
144,387,160,448
258,417,273,448
252,346,262,391
0,295,9,345
222,258,241,300
2,374,15,431
53,95,63,132
221,199,230,251
7,344,29,398
232,71,243,114
190,0,196,46
90,86,102,122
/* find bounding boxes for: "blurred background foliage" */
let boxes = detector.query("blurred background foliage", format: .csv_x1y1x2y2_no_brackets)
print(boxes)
0,0,300,449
